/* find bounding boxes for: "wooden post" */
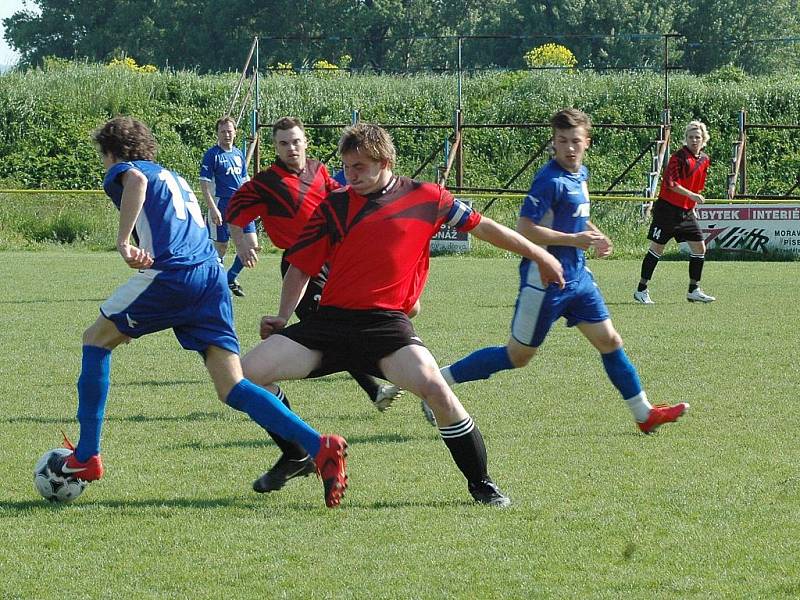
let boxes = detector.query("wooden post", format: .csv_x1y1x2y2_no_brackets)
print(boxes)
739,109,747,196
455,109,463,188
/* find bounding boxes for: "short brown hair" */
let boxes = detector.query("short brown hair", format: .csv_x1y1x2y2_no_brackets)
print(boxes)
272,116,306,138
550,108,592,135
93,116,157,161
216,116,236,131
338,123,396,167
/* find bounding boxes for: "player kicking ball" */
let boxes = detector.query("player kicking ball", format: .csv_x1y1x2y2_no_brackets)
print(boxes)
240,123,565,507
439,109,688,434
53,116,347,508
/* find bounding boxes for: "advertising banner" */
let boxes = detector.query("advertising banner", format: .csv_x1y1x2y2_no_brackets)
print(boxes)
695,204,800,255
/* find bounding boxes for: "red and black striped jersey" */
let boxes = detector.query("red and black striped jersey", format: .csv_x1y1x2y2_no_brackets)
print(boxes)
659,146,710,210
286,176,481,313
225,158,338,249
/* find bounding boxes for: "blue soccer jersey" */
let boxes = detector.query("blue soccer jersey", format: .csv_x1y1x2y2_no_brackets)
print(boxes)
520,159,591,283
199,145,249,200
103,161,218,270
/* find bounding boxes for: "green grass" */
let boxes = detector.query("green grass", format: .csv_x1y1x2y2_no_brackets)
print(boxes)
1,252,798,598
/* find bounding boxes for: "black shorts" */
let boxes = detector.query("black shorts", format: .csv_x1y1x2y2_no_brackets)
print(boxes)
275,306,426,379
647,198,703,244
280,253,329,320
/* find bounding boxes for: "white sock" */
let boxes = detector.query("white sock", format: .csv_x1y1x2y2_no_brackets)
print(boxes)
625,391,653,423
440,366,456,387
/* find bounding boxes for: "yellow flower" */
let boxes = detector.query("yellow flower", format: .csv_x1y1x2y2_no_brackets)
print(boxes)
524,44,577,70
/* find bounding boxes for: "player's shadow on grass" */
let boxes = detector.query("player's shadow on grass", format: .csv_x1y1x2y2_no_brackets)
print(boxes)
37,379,206,389
0,297,106,305
114,379,207,387
2,496,469,512
169,432,431,451
2,411,224,425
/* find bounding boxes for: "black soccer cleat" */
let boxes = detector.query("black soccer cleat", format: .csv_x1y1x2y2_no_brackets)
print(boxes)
253,454,316,493
229,280,245,297
469,479,512,508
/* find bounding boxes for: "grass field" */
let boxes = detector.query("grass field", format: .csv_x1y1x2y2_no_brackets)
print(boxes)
1,252,798,599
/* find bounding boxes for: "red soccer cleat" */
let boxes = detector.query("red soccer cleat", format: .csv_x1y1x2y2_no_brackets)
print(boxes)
315,434,348,508
638,402,690,434
60,433,105,481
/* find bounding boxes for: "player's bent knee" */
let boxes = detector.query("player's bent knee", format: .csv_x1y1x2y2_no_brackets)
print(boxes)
507,346,536,368
240,353,276,387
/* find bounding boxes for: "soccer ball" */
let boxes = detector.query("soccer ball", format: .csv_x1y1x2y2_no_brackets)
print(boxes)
33,448,88,503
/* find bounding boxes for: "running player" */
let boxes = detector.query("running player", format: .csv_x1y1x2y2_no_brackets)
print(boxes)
240,123,566,507
634,120,715,304
199,116,255,297
440,109,689,434
54,116,347,508
225,117,404,493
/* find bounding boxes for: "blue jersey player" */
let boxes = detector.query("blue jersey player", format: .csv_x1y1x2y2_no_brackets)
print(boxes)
53,117,348,508
440,109,689,434
199,116,256,297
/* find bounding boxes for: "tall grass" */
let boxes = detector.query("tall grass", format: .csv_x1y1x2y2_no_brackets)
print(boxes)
1,63,799,195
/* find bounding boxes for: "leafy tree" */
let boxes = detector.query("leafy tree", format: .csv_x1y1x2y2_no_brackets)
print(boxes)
3,0,799,74
674,0,800,73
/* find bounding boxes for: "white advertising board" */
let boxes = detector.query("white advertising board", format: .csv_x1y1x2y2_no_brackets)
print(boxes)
695,204,800,255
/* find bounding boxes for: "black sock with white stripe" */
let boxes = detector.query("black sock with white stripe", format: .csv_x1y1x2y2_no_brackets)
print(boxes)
689,253,705,291
267,386,308,459
640,249,661,283
439,416,488,485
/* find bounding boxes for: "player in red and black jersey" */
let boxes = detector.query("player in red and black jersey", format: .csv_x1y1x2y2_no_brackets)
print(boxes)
226,117,404,493
241,123,565,507
635,120,715,304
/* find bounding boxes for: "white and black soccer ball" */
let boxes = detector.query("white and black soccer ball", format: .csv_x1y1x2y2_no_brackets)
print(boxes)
33,448,87,503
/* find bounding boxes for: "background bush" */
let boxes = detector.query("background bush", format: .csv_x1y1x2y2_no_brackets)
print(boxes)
1,62,798,257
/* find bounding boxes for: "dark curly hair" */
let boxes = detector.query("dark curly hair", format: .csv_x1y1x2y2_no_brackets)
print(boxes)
93,116,157,161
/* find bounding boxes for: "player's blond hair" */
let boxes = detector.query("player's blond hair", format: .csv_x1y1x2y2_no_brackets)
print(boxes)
338,123,396,167
684,120,710,147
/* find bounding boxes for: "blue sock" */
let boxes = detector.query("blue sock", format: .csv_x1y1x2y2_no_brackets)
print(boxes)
449,346,514,383
601,348,642,399
226,379,321,457
75,345,111,462
228,256,244,283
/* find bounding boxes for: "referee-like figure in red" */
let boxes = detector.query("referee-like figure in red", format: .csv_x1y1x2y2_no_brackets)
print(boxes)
634,120,715,304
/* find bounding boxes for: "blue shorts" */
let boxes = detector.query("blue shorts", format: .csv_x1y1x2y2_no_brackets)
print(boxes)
208,197,256,243
100,259,240,354
511,261,610,348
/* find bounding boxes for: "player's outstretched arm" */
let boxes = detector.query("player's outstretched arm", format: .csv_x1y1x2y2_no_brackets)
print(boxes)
117,169,154,270
260,265,311,339
471,217,565,288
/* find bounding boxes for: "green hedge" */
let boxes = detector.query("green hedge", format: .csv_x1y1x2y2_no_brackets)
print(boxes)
1,63,799,196
1,63,799,257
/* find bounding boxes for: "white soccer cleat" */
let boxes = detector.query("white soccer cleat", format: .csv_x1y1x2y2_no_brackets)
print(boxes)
420,400,437,427
686,288,715,303
633,289,655,304
372,384,403,412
